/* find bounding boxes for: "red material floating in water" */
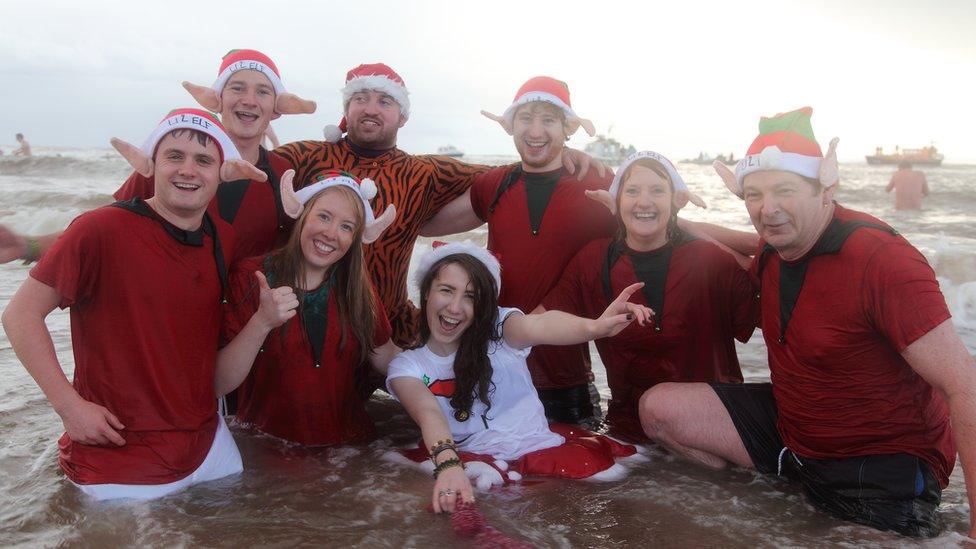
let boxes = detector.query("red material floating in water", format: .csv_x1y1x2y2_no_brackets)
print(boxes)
451,501,533,548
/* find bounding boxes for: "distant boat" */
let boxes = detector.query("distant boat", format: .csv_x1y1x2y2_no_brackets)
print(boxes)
437,145,464,158
584,135,636,166
682,152,736,166
866,145,943,166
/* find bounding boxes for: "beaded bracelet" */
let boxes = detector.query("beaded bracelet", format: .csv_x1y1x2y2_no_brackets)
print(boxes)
433,457,463,478
430,442,458,463
429,438,454,453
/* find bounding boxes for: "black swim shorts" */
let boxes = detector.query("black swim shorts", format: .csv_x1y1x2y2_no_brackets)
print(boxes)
710,382,943,537
537,382,601,425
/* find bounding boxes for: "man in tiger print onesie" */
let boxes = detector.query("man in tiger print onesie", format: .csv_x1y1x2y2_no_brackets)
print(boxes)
275,64,601,349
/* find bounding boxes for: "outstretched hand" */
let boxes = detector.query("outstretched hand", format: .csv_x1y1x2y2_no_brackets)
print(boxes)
432,461,475,514
562,148,609,180
593,282,654,338
0,224,28,264
59,397,126,447
254,271,299,331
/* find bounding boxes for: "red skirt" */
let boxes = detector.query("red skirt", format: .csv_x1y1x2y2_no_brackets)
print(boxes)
400,423,638,484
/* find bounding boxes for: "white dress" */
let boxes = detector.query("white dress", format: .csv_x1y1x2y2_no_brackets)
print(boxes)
386,307,564,460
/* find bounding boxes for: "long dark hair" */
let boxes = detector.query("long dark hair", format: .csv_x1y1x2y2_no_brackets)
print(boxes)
264,185,378,362
614,158,682,246
414,254,500,417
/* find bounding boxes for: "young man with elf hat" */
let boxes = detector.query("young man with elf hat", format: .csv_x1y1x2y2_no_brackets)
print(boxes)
420,76,621,424
274,64,605,350
2,109,265,500
0,49,316,266
640,107,976,537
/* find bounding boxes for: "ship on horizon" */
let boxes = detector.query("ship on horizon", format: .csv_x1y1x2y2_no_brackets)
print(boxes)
866,145,943,166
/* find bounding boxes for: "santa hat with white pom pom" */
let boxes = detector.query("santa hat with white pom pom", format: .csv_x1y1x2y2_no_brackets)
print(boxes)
323,63,410,143
277,169,397,244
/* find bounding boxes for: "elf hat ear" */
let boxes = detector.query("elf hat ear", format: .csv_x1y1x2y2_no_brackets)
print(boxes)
362,203,396,244
182,81,222,112
677,189,707,210
713,160,742,198
278,170,303,219
220,159,267,183
111,137,154,177
481,110,513,135
275,93,316,115
819,137,840,189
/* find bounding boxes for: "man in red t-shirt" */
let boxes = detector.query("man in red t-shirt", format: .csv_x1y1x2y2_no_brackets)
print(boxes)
639,107,976,538
420,76,615,424
1,110,264,500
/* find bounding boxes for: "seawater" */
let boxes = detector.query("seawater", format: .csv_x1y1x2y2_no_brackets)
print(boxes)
1,149,974,547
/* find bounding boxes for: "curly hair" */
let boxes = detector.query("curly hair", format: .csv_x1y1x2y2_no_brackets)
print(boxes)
414,254,500,418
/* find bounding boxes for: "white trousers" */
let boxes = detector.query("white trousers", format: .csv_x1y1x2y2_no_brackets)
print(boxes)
72,415,243,501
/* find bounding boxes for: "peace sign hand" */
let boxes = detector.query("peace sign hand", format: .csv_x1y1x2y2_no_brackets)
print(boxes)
592,282,655,338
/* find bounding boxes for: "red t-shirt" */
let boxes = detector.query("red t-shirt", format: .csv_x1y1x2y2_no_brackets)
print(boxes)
221,256,392,446
544,237,758,441
752,204,955,486
30,204,236,485
113,147,294,262
469,165,616,389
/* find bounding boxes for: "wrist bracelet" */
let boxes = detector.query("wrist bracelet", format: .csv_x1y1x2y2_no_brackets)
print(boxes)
430,442,458,463
429,438,454,453
433,457,463,478
21,237,40,265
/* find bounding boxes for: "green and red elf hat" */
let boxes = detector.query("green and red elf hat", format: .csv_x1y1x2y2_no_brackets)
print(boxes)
183,49,316,116
715,107,839,198
481,76,596,137
109,108,266,183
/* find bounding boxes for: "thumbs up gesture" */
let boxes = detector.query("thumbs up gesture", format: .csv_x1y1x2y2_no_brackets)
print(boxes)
254,271,299,331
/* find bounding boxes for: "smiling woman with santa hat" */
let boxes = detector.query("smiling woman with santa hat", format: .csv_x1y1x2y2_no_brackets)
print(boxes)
215,170,401,447
538,150,759,443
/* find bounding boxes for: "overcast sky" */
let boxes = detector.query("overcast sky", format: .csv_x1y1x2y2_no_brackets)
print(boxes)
2,0,974,162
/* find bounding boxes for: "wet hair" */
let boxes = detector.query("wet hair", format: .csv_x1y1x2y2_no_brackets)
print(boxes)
265,185,377,362
615,158,682,245
414,254,499,417
153,129,219,161
898,160,912,170
15,133,23,140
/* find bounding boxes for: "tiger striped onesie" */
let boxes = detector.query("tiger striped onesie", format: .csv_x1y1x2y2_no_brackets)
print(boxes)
275,138,489,347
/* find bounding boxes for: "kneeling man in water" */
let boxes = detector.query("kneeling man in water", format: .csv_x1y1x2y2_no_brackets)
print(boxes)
2,109,265,500
640,107,976,538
